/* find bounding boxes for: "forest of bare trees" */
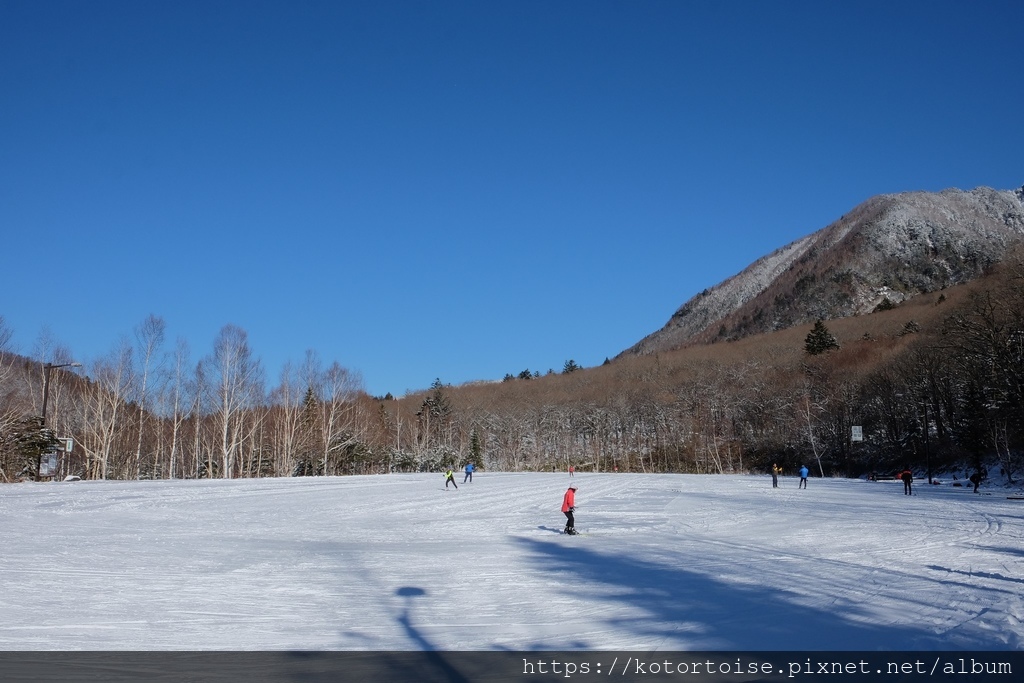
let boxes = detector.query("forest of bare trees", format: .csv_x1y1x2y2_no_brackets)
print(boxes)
3,256,1024,485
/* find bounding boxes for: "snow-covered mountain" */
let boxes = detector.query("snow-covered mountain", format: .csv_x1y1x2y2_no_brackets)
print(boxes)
622,185,1024,357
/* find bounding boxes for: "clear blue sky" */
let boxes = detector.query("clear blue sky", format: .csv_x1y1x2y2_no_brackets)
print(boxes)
2,0,1022,397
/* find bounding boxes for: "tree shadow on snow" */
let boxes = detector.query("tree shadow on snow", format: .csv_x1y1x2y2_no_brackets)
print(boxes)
514,536,948,651
984,545,1024,559
926,564,1024,585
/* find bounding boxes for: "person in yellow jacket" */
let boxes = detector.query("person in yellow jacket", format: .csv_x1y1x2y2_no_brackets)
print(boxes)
444,469,458,490
771,463,782,488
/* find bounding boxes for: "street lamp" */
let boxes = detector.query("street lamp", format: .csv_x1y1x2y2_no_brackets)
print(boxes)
37,361,81,480
922,399,933,486
894,391,933,485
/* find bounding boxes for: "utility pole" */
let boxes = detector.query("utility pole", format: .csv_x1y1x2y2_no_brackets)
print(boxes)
38,361,81,480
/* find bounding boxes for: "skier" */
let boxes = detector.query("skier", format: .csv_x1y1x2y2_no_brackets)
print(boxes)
798,465,809,489
900,467,913,495
568,465,575,478
969,471,982,493
771,463,781,488
444,469,458,490
561,484,578,535
464,462,474,483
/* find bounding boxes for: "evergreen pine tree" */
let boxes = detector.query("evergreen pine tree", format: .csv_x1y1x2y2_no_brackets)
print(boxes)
4,415,60,479
418,379,453,452
294,386,320,476
469,428,482,464
804,320,840,355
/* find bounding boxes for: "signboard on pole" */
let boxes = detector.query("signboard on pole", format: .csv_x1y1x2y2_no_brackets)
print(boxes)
39,452,58,477
851,426,863,442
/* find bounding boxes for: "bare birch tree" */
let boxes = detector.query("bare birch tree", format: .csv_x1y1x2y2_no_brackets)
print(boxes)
207,325,263,479
131,315,166,479
269,359,306,475
79,341,134,479
317,360,364,475
159,338,192,479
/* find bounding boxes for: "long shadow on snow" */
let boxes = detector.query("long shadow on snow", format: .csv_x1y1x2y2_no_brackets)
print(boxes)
515,536,944,651
274,588,476,683
926,564,1024,585
985,545,1024,559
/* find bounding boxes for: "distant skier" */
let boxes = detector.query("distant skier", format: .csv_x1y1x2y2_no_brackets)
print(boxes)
900,467,913,495
464,462,474,483
969,471,982,493
444,469,458,490
772,463,781,488
568,465,575,477
798,465,809,489
561,484,578,535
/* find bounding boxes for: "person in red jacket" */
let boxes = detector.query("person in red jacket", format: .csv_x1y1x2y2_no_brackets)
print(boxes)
900,467,913,496
562,484,578,535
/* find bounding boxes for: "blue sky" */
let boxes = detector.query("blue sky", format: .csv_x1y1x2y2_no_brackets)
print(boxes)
2,0,1022,398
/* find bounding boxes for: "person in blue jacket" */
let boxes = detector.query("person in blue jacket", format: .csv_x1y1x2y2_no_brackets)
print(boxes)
464,462,474,483
799,465,809,489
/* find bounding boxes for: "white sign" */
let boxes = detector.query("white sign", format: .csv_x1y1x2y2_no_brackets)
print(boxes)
63,437,74,453
851,426,863,442
39,452,58,477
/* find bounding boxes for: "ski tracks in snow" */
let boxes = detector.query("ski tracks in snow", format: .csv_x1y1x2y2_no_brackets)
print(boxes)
1,473,1021,650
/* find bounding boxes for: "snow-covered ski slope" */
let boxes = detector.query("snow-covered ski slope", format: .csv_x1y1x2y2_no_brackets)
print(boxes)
1,473,1020,651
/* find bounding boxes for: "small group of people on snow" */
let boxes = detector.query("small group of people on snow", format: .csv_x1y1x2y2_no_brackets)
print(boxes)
778,464,988,496
770,464,810,489
443,462,475,489
444,462,582,536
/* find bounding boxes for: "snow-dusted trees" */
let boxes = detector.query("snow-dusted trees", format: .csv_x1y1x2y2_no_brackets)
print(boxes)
1,318,382,481
266,352,368,476
942,278,1024,483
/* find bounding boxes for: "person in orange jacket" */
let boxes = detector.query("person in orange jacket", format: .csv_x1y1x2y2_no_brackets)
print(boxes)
562,484,578,535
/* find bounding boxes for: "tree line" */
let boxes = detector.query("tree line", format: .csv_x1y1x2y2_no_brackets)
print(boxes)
2,254,1023,484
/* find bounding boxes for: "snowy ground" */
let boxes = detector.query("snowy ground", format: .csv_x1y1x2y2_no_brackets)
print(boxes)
0,472,1021,651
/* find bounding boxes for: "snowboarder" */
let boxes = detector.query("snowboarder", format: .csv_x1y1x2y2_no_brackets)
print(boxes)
562,484,578,535
771,463,781,488
464,462,474,483
969,471,982,493
798,465,809,489
444,469,458,489
900,467,913,495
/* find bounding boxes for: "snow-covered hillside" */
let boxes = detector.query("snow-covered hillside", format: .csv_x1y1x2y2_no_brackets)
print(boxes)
0,473,1021,651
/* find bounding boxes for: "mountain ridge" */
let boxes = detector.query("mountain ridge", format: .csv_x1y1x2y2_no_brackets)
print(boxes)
621,184,1024,357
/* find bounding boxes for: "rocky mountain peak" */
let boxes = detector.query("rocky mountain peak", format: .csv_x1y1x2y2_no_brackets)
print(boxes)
620,184,1024,358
